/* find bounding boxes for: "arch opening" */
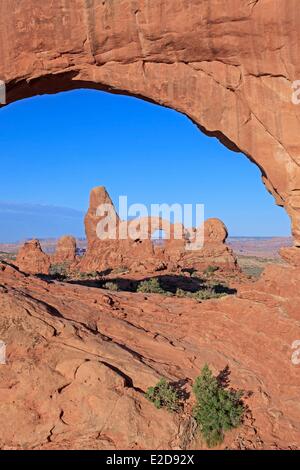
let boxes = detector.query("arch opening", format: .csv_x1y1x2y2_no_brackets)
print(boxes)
1,74,295,244
0,88,292,274
0,0,299,256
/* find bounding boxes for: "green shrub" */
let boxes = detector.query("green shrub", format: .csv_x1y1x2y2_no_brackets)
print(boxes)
176,288,188,298
49,263,69,279
191,271,201,279
176,287,226,301
192,288,226,301
86,271,100,278
204,265,219,275
145,378,181,413
112,266,129,275
137,278,166,294
77,271,100,280
104,281,119,292
193,365,244,448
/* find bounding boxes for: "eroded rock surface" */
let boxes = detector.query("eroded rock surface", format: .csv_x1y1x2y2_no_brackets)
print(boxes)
280,247,300,267
182,218,237,271
0,261,299,450
16,239,50,275
52,236,77,265
78,188,237,274
85,187,120,248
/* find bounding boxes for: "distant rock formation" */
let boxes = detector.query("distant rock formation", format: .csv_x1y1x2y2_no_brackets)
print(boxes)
204,218,228,243
181,218,237,271
78,187,238,274
85,187,120,248
16,239,50,275
52,236,77,265
13,189,237,276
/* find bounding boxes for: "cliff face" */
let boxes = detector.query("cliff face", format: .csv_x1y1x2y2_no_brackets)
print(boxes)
0,0,300,252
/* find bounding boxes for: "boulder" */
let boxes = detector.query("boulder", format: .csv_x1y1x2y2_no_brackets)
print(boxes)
182,218,238,272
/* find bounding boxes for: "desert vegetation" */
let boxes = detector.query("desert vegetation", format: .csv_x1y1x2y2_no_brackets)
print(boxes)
193,365,244,447
103,281,120,292
145,378,181,413
204,265,219,276
43,268,236,302
146,365,245,448
176,285,228,301
49,262,70,279
0,251,16,262
137,278,170,295
134,277,234,300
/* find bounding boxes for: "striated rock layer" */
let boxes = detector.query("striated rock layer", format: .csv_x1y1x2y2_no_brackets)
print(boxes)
0,0,300,255
0,260,300,450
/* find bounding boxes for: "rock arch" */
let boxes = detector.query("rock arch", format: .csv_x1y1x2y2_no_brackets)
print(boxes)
0,0,299,257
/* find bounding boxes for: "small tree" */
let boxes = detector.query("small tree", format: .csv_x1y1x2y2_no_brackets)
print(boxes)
104,281,119,292
137,278,165,294
49,262,69,280
146,378,181,413
193,365,244,448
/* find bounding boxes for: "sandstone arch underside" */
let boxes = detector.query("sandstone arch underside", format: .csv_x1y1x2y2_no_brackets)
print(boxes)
1,0,300,254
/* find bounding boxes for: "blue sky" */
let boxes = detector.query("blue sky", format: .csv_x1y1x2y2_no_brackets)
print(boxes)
0,89,291,242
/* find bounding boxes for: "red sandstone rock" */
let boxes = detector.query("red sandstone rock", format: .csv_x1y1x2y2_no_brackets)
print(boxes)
78,238,165,274
204,218,228,243
52,236,77,265
280,247,300,267
16,239,50,275
79,189,173,273
85,187,120,247
78,189,237,274
0,261,300,449
181,218,238,272
1,0,300,451
1,0,300,253
240,263,300,315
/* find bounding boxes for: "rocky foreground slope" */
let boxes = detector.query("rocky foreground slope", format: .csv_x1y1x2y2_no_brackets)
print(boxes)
0,261,299,450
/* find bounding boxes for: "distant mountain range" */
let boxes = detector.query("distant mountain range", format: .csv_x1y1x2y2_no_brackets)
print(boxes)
0,201,85,242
